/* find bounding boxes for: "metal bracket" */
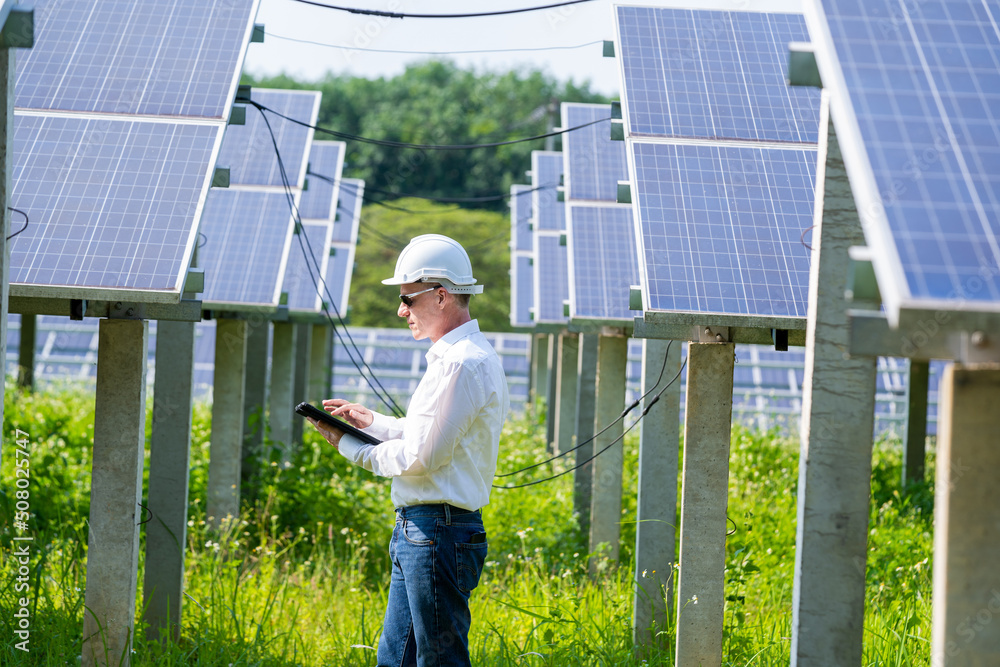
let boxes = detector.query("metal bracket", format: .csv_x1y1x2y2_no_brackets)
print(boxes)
772,328,789,351
602,40,615,57
950,331,1000,364
617,181,631,204
695,326,730,343
788,42,822,88
0,7,34,49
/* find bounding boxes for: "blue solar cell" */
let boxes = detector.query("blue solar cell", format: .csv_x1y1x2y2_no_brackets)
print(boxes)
325,242,356,316
10,114,221,296
217,88,319,188
199,189,294,306
16,0,259,119
300,141,345,221
511,254,534,328
285,222,333,312
333,178,364,244
816,0,1000,313
616,5,820,143
533,234,569,324
568,205,641,321
511,184,533,252
531,151,565,231
632,141,816,317
561,103,628,201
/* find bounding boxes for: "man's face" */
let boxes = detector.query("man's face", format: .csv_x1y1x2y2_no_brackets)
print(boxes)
397,282,443,341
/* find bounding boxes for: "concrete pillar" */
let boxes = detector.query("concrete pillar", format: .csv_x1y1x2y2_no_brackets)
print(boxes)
674,342,734,667
931,363,1000,667
241,320,269,483
545,334,558,451
0,47,13,444
531,332,550,406
82,319,148,666
903,359,929,485
269,322,295,451
291,323,312,445
574,333,599,535
633,337,682,651
144,320,195,642
791,104,878,667
207,318,247,527
588,334,628,574
554,333,579,455
17,312,35,389
309,323,332,401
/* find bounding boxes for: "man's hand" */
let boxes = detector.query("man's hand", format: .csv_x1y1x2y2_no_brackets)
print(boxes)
306,417,345,450
323,399,374,428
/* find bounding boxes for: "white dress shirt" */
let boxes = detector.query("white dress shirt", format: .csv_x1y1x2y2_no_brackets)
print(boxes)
337,320,510,510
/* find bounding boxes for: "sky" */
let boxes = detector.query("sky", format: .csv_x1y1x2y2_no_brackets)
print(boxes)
242,0,627,96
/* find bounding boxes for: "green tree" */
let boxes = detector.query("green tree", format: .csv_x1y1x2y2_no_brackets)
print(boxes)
348,199,511,332
245,60,610,209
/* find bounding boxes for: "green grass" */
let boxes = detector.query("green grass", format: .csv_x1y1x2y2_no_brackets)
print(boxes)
1,383,933,665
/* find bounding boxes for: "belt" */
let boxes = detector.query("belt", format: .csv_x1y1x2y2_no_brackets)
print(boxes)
395,503,480,521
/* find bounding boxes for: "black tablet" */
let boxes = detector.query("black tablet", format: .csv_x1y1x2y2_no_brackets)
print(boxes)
295,402,382,446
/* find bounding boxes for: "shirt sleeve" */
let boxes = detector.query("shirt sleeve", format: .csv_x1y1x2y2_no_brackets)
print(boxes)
337,360,483,478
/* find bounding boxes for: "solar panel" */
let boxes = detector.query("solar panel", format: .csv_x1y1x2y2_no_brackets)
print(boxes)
807,0,1000,326
531,151,565,232
529,151,568,326
198,189,294,308
510,184,535,328
533,234,570,325
561,103,628,202
324,242,356,317
630,140,816,318
324,179,364,315
285,222,333,312
15,0,260,119
217,88,320,188
333,178,364,244
511,184,533,252
615,4,820,143
9,113,223,300
300,141,346,221
567,205,642,322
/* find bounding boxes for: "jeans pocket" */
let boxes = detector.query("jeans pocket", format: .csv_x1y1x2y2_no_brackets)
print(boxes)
402,517,436,546
456,540,488,593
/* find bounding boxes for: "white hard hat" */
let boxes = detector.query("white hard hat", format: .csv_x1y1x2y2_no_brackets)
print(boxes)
382,234,484,294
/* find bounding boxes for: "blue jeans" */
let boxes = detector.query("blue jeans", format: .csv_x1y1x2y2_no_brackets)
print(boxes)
377,504,488,667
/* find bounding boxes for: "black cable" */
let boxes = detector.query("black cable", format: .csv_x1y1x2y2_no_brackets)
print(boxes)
250,103,407,417
493,357,687,490
266,31,603,55
309,168,556,205
495,341,674,478
236,96,608,152
6,207,28,241
288,0,596,19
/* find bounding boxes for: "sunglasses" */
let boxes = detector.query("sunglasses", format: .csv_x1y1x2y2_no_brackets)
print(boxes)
398,285,440,307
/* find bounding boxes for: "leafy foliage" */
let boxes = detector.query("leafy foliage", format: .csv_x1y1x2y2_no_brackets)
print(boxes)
244,61,609,209
346,198,512,331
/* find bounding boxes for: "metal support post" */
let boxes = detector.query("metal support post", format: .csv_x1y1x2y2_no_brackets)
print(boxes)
588,334,628,574
674,342,734,667
633,337,682,652
903,359,929,485
82,319,148,666
545,333,558,451
574,333,599,536
0,44,13,441
207,318,248,527
309,323,332,400
17,311,34,389
144,320,195,641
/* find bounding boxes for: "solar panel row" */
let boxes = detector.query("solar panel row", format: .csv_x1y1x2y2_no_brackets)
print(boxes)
530,151,569,326
809,0,1000,326
615,3,823,323
509,184,535,328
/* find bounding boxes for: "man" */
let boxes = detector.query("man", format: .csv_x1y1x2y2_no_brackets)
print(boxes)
307,234,510,667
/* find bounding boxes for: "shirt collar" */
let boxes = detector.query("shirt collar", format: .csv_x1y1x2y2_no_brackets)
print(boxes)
427,319,480,362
